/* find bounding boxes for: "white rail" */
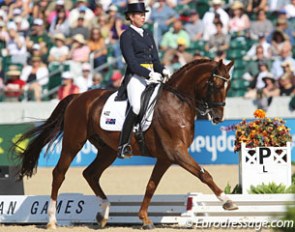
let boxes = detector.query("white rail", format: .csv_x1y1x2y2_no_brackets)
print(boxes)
0,193,294,228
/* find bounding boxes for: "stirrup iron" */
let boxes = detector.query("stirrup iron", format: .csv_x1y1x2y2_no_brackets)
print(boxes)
117,144,133,159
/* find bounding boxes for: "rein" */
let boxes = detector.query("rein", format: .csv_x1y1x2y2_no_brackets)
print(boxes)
162,83,195,109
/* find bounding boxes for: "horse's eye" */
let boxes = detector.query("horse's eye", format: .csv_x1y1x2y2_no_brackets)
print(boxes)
214,81,225,89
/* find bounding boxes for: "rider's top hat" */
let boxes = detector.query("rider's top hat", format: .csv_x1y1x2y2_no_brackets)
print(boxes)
125,2,149,15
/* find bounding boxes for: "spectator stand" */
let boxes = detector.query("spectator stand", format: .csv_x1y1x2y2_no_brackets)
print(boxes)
1,0,295,103
227,37,248,97
43,63,70,100
175,0,210,19
195,0,210,19
92,47,123,87
41,43,123,101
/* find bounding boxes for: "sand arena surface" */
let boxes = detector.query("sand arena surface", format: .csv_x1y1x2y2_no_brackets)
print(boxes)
2,165,293,232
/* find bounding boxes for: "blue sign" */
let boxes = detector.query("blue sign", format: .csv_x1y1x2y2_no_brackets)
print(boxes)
38,119,295,167
39,139,156,167
190,120,238,164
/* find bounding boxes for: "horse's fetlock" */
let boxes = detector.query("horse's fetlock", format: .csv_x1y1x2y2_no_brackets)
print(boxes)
138,211,146,220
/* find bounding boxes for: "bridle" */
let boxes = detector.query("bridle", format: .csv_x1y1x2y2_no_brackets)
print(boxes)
197,67,230,116
163,62,231,117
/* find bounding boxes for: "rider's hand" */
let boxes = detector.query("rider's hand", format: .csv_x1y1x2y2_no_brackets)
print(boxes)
149,71,163,84
162,68,172,78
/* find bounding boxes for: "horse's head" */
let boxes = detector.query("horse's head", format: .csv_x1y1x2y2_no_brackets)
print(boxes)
197,59,234,124
167,59,234,124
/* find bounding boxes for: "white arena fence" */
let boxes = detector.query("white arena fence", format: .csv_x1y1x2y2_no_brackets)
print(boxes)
0,193,294,228
0,194,186,225
179,193,295,228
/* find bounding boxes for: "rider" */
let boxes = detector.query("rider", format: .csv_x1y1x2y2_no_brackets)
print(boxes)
116,1,171,159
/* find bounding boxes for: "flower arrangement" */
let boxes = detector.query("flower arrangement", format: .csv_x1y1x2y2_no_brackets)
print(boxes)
234,109,292,152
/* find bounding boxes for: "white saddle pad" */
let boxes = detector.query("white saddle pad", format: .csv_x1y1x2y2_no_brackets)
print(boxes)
100,85,161,132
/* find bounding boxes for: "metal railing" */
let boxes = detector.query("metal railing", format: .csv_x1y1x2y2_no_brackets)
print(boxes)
39,64,66,100
41,56,121,100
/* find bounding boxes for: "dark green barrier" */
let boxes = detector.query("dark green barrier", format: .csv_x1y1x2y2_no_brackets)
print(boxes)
0,123,34,166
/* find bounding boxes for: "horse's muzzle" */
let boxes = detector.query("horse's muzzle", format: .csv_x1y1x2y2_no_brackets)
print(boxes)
209,109,224,124
212,116,223,124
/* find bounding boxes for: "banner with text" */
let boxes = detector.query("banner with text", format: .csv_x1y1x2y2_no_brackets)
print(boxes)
0,120,294,167
36,119,295,167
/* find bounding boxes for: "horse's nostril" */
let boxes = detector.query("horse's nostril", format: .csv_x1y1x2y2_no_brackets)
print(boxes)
214,117,222,122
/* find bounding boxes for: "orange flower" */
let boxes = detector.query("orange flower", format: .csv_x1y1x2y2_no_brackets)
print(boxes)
254,109,266,119
234,110,292,152
262,131,268,136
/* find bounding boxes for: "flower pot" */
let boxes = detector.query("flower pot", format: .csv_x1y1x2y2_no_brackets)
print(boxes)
239,142,292,194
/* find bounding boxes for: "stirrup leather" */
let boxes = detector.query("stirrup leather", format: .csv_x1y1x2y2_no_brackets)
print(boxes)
117,144,133,159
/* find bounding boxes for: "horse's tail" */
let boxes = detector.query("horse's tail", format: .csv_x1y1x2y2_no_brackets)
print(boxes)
15,94,77,179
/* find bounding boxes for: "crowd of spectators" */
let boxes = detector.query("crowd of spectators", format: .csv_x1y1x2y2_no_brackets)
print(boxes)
0,0,294,109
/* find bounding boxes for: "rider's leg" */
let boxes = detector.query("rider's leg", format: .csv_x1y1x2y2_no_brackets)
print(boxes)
118,108,138,158
117,75,147,159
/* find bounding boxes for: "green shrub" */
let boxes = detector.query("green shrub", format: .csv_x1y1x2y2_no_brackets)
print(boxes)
225,173,295,194
224,183,242,194
249,182,295,194
224,182,231,194
278,207,295,232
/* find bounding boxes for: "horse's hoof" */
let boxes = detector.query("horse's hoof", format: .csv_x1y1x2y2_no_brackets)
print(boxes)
142,223,155,230
96,213,108,228
46,222,57,229
223,200,239,211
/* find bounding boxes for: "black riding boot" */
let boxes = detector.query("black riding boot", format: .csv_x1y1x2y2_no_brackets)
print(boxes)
118,109,138,159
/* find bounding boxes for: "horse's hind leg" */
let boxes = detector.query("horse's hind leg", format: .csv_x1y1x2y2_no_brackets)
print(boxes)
176,152,238,210
139,160,171,229
82,145,117,228
47,141,86,229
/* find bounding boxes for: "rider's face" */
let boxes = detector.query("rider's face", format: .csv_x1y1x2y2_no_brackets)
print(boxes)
130,12,145,28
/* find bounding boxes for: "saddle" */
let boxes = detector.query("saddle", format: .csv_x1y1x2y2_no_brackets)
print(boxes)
100,84,161,155
100,84,161,131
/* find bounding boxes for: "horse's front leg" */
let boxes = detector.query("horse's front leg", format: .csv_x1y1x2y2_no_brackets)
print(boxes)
139,160,171,229
176,151,238,210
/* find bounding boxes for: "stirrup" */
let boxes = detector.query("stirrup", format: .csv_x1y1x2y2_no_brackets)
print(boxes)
117,144,133,159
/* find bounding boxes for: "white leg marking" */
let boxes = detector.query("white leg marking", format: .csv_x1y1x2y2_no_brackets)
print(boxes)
217,192,230,203
48,199,57,226
98,197,111,220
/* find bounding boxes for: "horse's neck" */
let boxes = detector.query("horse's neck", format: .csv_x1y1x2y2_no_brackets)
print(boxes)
159,86,196,122
165,60,214,111
168,68,204,101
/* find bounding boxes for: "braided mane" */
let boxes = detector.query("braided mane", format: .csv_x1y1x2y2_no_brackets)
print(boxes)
169,58,212,81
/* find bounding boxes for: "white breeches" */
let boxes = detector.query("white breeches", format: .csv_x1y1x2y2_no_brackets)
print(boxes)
127,74,149,115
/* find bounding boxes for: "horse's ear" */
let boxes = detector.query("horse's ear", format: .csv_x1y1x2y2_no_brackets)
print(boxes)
225,60,234,72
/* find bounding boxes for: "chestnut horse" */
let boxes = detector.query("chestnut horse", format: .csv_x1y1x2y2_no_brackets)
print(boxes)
15,59,237,229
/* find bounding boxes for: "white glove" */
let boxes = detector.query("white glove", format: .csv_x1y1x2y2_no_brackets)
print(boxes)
149,71,163,84
162,68,172,78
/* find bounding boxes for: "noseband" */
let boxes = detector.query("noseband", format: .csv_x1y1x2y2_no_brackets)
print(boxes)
197,68,230,116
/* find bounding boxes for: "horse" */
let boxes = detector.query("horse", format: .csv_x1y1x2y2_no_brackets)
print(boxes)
14,59,237,229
